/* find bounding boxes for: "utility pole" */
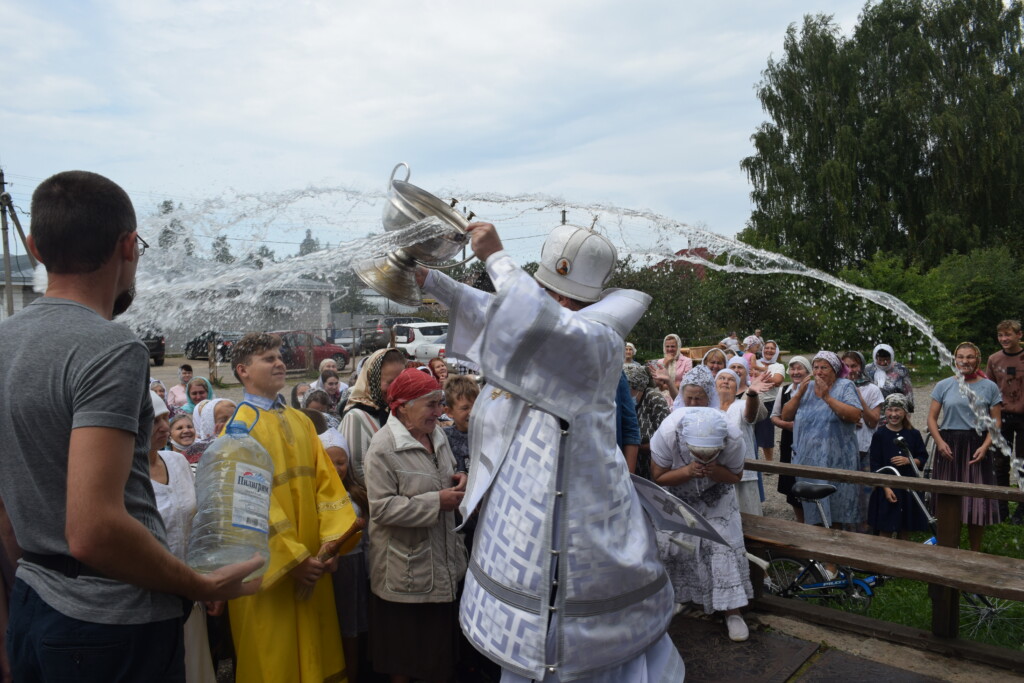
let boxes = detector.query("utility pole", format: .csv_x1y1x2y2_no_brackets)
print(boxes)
1,169,36,318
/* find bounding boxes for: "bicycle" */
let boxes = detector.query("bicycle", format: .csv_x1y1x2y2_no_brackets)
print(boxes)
763,470,1023,637
761,481,880,614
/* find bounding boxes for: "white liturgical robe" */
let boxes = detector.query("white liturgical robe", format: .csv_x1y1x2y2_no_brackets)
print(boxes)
424,251,685,682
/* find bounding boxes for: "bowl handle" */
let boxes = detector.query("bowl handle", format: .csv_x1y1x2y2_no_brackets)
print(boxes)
417,253,477,270
389,162,411,188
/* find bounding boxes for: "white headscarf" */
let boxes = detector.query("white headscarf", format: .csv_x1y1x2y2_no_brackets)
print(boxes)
318,427,350,453
760,340,781,364
871,343,895,386
195,398,234,440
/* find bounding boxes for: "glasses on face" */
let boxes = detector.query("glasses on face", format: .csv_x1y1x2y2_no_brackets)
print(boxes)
136,234,149,257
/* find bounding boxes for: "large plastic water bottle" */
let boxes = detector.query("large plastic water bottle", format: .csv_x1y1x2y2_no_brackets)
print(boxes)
187,403,273,579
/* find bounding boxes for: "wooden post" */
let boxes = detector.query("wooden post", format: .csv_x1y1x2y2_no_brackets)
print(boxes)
930,492,962,638
207,339,218,383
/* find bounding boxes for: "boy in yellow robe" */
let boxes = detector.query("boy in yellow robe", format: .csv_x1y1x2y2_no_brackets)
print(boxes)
227,332,361,682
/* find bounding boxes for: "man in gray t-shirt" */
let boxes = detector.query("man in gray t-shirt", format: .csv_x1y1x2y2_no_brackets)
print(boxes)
0,171,262,682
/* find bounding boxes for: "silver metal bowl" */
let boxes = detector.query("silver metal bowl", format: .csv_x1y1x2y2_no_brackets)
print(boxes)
382,163,469,265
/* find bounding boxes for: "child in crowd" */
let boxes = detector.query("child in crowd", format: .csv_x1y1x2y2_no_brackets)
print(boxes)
867,394,931,538
443,375,479,475
227,332,360,683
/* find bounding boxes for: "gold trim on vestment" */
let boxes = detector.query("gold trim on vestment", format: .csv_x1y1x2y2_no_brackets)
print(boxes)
263,548,309,590
323,668,347,683
273,466,315,487
316,494,351,512
268,519,294,540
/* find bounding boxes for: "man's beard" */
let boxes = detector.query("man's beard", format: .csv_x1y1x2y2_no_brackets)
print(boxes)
112,284,136,318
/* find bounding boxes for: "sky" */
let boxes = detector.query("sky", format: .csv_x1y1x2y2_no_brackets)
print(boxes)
0,0,868,263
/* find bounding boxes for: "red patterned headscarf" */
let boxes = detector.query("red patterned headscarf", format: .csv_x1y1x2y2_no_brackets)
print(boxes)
386,368,442,413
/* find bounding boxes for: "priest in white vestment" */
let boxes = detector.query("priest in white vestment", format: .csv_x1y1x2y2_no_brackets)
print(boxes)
418,221,685,682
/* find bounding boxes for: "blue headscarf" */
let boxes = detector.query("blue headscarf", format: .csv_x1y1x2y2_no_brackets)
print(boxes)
182,376,215,415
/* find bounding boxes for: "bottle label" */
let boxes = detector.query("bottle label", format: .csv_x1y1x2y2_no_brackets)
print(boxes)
232,462,272,534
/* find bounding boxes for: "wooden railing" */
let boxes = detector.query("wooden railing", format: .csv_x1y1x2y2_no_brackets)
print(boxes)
743,459,1024,671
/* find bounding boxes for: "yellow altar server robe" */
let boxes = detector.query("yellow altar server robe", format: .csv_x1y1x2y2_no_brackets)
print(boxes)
229,405,361,683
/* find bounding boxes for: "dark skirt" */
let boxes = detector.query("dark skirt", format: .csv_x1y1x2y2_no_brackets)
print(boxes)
332,550,369,638
754,400,776,448
777,431,799,507
369,594,458,680
932,429,1001,526
868,483,931,532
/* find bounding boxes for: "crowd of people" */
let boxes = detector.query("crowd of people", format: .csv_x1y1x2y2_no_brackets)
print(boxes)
0,170,1020,682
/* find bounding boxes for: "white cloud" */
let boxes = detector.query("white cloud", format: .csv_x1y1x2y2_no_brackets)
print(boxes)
0,0,868,252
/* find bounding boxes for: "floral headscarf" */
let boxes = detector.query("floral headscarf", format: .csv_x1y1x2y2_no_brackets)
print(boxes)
623,363,651,393
812,350,848,378
345,348,405,412
680,365,719,408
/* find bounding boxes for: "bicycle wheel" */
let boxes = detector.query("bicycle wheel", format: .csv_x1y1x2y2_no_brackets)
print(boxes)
832,576,873,614
960,592,1024,643
764,557,827,600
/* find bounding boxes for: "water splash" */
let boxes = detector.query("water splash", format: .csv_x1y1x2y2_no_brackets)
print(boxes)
103,180,1013,470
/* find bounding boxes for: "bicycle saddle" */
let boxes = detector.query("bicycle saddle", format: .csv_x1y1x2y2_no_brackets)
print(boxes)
790,482,837,500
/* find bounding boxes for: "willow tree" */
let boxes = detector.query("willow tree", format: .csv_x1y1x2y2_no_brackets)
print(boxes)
740,0,1024,271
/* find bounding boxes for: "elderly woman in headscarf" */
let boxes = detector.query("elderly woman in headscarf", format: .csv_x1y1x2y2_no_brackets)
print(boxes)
753,341,786,461
928,341,1003,550
780,351,863,531
167,411,197,455
650,407,753,642
146,391,217,683
652,333,693,402
716,364,773,515
182,376,214,415
624,342,641,367
339,348,408,487
672,364,719,411
364,369,468,683
623,364,671,480
842,351,884,530
865,343,914,412
150,378,169,406
182,398,238,469
771,356,813,522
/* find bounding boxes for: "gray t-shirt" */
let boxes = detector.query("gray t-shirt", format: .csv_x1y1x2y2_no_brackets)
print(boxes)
931,376,1003,431
0,297,181,624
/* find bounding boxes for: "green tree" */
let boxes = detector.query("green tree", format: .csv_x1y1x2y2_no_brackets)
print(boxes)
741,0,1024,270
244,245,276,269
212,235,235,264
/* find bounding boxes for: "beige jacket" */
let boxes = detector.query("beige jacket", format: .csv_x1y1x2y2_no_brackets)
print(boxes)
364,414,467,604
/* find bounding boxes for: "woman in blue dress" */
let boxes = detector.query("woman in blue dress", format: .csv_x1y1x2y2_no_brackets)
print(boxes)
780,350,863,529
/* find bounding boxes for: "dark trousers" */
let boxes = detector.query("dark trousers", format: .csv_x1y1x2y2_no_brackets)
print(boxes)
6,578,185,683
995,412,1024,518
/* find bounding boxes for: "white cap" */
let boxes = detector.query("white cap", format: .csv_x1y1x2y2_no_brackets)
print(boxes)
534,224,617,303
679,407,728,448
149,390,169,419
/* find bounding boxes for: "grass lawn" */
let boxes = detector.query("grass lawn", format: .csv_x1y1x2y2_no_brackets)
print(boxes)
837,503,1024,651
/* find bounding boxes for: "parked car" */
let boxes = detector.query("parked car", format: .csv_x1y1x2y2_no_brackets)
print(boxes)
138,329,166,367
361,316,425,352
272,330,350,370
184,331,243,362
412,333,479,375
395,322,449,359
412,332,448,364
331,327,363,358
